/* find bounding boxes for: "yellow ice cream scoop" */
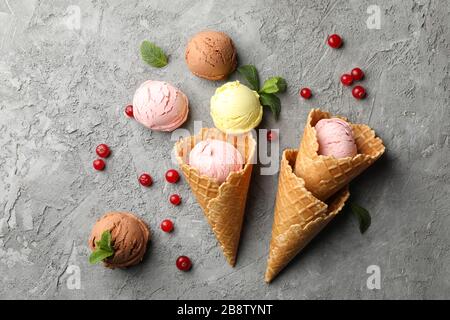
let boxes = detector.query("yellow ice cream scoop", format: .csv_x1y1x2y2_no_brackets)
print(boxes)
210,81,263,134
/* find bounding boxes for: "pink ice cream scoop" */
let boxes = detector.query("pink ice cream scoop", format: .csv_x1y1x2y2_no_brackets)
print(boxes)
188,139,244,184
315,118,357,158
132,80,189,132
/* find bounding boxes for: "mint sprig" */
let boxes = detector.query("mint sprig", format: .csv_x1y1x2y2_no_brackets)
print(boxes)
237,64,286,119
350,203,371,234
140,40,168,68
89,230,114,264
259,93,281,120
237,65,260,91
260,77,287,94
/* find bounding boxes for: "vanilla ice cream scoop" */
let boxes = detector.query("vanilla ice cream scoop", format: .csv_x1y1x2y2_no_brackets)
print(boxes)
133,80,189,132
210,81,263,134
188,139,244,184
315,118,357,158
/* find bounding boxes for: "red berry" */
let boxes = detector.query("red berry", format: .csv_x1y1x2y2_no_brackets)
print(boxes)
124,104,134,118
340,74,353,86
165,169,180,184
139,173,153,187
351,68,364,81
95,144,111,158
352,85,366,99
267,130,277,141
176,256,192,271
93,159,105,171
170,194,181,205
327,34,343,48
160,219,174,233
299,88,312,99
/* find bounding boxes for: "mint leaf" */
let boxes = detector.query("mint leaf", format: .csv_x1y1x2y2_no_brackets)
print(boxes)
96,230,113,252
259,93,281,120
260,77,287,94
237,65,260,91
89,249,114,265
140,40,168,68
89,230,114,265
350,203,371,233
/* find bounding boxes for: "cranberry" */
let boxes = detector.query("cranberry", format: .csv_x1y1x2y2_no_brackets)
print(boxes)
95,144,111,158
351,68,364,81
176,256,192,271
139,173,153,187
165,169,180,184
352,86,366,99
124,104,134,118
340,74,353,86
267,130,277,141
327,34,343,48
299,88,312,99
160,219,174,233
93,159,105,171
170,194,181,206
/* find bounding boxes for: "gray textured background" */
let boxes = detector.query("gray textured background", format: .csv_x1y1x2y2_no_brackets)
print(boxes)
0,0,449,300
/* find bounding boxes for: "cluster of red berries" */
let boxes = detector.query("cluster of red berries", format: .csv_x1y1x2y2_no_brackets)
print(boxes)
341,67,366,99
93,143,183,208
160,170,191,271
299,34,367,101
92,144,111,171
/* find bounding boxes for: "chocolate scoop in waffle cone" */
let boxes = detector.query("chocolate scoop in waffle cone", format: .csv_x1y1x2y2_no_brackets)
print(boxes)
265,149,350,283
294,109,385,201
174,128,256,266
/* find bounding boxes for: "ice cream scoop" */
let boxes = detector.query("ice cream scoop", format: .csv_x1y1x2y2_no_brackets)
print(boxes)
133,80,189,132
315,118,357,158
188,139,244,184
185,30,237,81
210,81,263,134
89,212,150,269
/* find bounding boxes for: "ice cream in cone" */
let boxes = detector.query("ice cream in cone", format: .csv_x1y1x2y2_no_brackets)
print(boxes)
174,128,256,266
294,109,385,201
265,150,350,283
265,109,385,282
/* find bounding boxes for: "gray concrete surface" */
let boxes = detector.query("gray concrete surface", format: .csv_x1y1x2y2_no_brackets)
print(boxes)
0,0,449,300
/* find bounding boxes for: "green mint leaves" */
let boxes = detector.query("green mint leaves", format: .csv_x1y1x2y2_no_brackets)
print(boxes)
89,230,114,264
350,203,371,234
237,64,286,119
140,40,168,68
259,93,281,120
237,65,260,91
260,77,287,94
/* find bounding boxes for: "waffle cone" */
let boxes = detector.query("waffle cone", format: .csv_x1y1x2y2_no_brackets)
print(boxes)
294,109,385,201
174,128,256,266
265,149,350,283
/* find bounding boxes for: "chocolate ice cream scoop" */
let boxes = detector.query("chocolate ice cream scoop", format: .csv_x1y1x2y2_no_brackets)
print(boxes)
185,30,237,81
89,212,150,269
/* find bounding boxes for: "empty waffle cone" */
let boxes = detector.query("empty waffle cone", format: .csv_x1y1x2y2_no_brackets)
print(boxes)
174,128,256,266
294,109,385,201
265,149,350,283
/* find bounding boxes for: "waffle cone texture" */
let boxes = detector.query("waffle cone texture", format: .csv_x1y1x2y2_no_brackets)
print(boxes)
294,109,385,201
265,149,350,282
174,128,256,266
265,109,385,283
